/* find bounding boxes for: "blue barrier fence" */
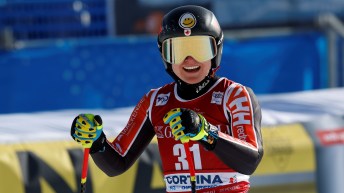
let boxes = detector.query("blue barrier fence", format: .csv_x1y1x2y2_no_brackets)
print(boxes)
0,31,326,113
0,0,107,40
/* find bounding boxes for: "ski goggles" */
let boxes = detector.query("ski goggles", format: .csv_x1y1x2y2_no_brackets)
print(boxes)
161,36,217,65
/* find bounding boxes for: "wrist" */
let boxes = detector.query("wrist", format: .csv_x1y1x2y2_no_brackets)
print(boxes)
90,132,107,154
200,124,219,151
205,124,219,143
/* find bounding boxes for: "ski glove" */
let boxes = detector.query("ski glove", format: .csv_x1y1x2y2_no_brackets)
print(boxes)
163,108,219,146
71,114,104,150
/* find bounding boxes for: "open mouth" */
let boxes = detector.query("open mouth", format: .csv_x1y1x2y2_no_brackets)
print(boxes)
183,66,200,72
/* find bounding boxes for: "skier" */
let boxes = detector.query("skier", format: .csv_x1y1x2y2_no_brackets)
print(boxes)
71,5,263,193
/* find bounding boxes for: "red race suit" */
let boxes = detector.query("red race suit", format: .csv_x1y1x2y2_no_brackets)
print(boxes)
91,77,263,193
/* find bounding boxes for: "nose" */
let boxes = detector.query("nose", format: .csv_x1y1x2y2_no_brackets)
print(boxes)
184,56,197,63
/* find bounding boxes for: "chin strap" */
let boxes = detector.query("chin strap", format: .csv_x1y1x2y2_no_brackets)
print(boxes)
211,66,220,75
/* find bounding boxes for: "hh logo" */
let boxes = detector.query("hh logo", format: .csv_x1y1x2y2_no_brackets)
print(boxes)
156,93,170,106
211,91,223,105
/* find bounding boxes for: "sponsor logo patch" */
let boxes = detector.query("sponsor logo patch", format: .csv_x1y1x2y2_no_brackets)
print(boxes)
179,12,196,36
156,93,170,106
317,128,344,146
211,91,223,105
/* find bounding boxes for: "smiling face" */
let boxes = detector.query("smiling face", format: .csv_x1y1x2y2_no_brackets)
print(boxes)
182,17,195,27
179,13,196,29
172,56,211,84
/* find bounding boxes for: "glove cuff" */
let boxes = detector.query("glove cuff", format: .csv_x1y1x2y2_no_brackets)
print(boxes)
90,132,107,154
200,124,219,151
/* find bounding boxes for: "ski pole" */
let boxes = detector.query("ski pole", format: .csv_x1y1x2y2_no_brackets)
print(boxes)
183,143,196,193
81,148,90,193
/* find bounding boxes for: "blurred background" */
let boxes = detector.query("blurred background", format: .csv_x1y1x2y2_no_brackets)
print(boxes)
0,0,344,193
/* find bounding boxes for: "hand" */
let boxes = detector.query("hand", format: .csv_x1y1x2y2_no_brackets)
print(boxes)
163,108,216,143
71,114,104,149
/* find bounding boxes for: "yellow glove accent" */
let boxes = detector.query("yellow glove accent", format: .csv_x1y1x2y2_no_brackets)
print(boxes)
189,114,208,141
74,114,103,148
163,108,190,143
74,138,93,148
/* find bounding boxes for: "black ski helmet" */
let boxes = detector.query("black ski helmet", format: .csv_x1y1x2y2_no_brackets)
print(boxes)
158,5,223,74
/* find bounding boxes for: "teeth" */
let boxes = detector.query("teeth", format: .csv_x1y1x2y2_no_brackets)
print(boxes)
183,66,199,70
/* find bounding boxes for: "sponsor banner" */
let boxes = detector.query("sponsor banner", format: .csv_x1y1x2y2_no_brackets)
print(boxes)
316,128,344,146
302,116,344,193
254,124,315,175
0,124,315,193
164,172,249,192
0,141,165,193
